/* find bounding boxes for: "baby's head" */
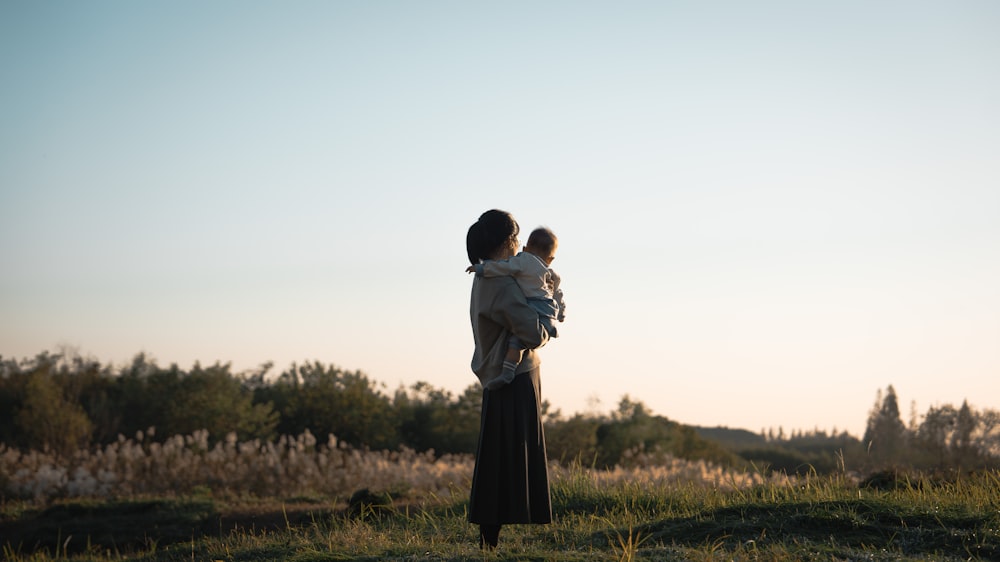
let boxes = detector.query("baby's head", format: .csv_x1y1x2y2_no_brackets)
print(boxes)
525,227,558,265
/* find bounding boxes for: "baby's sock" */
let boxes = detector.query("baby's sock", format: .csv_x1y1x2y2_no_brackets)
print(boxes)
500,360,517,382
487,360,518,390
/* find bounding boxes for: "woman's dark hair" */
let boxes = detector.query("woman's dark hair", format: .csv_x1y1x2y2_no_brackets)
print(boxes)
467,209,519,265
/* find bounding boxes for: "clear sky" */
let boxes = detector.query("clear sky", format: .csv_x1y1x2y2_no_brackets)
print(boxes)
2,1,998,438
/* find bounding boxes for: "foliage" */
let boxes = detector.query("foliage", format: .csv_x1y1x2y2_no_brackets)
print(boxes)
863,385,1000,472
253,361,395,449
735,430,866,476
863,384,908,466
2,351,999,477
594,396,743,469
543,396,744,469
707,387,1000,476
161,363,278,442
15,366,93,458
0,352,743,470
545,413,601,465
3,350,1000,560
392,382,481,455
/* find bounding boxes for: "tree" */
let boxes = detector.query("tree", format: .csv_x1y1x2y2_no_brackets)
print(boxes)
393,382,481,454
444,384,484,453
58,353,120,444
951,400,978,467
862,385,908,467
594,396,739,468
912,402,1000,470
915,404,956,468
613,395,649,421
158,363,278,442
0,355,29,445
15,366,93,456
268,362,396,449
974,408,1000,462
545,414,600,465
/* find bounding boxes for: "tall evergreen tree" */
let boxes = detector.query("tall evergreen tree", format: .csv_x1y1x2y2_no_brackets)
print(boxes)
863,385,908,467
951,400,978,467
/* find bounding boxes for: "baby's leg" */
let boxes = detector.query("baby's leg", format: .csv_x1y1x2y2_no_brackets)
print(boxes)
486,337,524,390
504,346,524,364
499,338,525,382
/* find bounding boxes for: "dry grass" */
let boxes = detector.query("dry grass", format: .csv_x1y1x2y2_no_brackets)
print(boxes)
1,430,768,503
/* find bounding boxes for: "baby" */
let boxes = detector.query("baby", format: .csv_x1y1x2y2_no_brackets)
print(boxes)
466,226,566,389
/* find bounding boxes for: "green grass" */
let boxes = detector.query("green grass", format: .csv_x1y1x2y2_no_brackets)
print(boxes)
2,470,998,561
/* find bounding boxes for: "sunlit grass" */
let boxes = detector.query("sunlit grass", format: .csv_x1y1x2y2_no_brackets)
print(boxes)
3,434,998,560
1,431,764,502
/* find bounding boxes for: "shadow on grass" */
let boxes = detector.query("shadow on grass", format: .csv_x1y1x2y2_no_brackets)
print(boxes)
622,499,998,560
1,499,217,556
0,498,340,557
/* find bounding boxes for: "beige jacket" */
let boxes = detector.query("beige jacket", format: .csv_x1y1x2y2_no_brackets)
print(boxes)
469,274,550,388
474,252,566,322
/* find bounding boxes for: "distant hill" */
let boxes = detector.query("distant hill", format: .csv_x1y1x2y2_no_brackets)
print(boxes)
692,426,767,449
692,425,868,475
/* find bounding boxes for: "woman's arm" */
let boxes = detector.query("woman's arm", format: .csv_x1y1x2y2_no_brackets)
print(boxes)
490,277,550,349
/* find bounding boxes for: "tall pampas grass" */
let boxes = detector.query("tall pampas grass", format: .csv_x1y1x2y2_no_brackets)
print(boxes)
1,431,785,502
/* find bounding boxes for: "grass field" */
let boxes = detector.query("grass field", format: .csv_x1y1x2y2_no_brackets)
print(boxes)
2,467,998,561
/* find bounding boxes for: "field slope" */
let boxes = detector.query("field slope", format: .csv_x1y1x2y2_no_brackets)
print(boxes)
3,469,998,561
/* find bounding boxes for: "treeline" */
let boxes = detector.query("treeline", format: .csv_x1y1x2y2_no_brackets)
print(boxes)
714,385,1000,475
3,353,997,475
0,351,737,469
859,384,1000,471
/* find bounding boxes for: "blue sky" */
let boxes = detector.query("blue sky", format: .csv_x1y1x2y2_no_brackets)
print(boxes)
2,1,998,439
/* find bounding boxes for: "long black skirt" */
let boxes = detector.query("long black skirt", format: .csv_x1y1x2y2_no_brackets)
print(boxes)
468,367,552,525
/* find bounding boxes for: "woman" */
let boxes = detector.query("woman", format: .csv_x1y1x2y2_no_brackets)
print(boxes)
465,209,552,550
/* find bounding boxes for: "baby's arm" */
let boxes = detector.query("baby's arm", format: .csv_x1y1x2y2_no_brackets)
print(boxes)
551,269,567,322
468,257,525,278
